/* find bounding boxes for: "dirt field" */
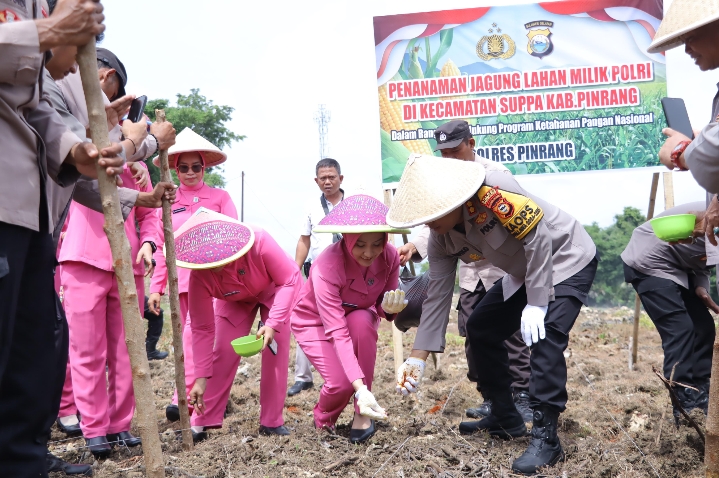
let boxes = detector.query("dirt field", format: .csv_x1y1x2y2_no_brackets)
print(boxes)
48,302,710,477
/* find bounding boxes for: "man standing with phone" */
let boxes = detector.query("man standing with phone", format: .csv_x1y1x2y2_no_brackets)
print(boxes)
290,158,345,397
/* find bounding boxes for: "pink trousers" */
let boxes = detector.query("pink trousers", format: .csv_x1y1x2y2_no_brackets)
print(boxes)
298,309,379,428
171,293,197,409
191,303,290,428
61,261,143,438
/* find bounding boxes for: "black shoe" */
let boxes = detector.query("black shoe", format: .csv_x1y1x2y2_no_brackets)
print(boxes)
514,390,534,423
349,420,376,444
56,417,82,437
259,425,291,436
192,429,208,443
166,404,180,422
466,398,492,419
459,413,527,439
287,381,313,397
694,381,709,415
512,407,564,475
47,452,93,476
85,436,111,458
107,431,141,447
147,349,168,360
672,386,697,421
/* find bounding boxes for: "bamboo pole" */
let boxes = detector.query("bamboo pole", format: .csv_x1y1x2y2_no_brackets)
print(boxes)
631,172,660,370
155,110,193,451
706,336,719,476
76,43,164,478
384,189,404,372
401,233,416,276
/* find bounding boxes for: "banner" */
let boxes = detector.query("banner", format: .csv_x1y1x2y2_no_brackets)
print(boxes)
374,1,666,185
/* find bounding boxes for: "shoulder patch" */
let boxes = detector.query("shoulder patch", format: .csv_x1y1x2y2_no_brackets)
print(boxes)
478,186,543,240
0,9,21,22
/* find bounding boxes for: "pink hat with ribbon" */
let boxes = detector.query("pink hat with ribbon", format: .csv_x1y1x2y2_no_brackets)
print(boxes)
172,207,254,269
313,194,411,234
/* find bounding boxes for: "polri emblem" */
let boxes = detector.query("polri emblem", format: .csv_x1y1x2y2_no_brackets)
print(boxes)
439,133,447,142
525,21,554,59
367,278,375,286
476,23,516,61
193,197,199,203
475,212,488,225
239,269,245,275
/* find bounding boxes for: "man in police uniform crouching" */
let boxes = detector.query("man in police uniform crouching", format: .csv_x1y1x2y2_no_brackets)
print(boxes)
388,155,597,475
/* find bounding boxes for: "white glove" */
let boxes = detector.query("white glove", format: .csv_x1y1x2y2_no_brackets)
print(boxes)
381,289,408,314
395,357,426,396
521,305,548,347
355,386,388,420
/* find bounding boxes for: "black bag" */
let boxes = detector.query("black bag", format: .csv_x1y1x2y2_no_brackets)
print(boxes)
393,266,429,333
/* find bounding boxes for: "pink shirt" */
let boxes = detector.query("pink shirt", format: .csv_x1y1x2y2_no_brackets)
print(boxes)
290,241,400,383
151,181,237,295
59,163,161,276
188,226,301,378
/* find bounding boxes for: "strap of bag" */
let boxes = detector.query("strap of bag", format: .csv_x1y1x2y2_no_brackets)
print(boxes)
320,193,343,243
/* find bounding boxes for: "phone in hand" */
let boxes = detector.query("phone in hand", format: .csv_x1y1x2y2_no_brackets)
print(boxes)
258,321,278,355
661,97,694,139
128,95,147,124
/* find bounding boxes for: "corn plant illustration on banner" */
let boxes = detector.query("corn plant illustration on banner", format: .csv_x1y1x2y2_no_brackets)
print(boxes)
374,1,666,184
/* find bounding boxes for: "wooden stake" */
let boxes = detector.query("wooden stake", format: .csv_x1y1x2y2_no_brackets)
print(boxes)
706,335,719,476
76,43,164,478
384,189,404,372
401,233,416,276
155,110,193,451
631,172,660,370
663,171,675,209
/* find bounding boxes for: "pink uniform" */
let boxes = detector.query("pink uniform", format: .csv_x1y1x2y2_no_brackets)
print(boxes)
290,237,400,428
188,226,301,428
150,181,237,406
59,163,161,438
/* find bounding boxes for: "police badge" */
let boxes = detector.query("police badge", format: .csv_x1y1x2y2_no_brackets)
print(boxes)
439,133,447,142
525,21,554,59
476,23,516,61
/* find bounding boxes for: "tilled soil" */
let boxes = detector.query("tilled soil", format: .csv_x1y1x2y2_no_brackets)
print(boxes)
49,303,710,477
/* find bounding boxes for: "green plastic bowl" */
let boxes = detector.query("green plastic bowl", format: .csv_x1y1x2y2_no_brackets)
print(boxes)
650,214,696,242
231,335,263,357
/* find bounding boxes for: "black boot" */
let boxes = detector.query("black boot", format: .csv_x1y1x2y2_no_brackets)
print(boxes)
694,381,710,415
512,406,564,475
672,386,697,422
466,398,492,419
460,389,527,439
47,452,93,476
513,390,534,422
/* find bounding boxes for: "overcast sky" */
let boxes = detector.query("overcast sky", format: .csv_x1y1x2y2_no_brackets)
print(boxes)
102,0,717,254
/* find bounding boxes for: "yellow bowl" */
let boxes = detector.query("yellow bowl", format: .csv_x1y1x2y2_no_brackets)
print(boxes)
649,214,696,242
231,335,263,357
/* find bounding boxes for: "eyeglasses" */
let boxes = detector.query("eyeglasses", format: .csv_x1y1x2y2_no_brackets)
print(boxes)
178,164,203,173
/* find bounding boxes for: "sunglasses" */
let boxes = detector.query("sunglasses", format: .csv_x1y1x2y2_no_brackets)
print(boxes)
177,164,203,174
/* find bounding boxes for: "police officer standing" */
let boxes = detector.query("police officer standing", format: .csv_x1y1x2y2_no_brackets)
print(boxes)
388,154,597,475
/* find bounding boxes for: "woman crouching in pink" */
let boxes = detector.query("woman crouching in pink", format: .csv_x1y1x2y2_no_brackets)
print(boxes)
290,195,408,444
176,208,301,442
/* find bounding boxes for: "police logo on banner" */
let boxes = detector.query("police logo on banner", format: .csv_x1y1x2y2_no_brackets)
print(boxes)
476,23,515,61
525,21,554,59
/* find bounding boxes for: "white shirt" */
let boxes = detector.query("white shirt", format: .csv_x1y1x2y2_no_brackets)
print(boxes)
300,193,343,262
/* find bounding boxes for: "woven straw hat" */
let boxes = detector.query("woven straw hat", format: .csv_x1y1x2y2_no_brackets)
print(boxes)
153,128,228,169
386,154,486,228
172,207,254,269
647,0,719,53
313,194,411,234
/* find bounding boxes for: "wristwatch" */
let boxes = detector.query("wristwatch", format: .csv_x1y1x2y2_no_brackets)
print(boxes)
670,140,691,170
143,240,157,254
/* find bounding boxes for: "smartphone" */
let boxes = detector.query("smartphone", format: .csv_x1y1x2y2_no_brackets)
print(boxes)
128,95,147,123
258,321,278,355
661,97,694,139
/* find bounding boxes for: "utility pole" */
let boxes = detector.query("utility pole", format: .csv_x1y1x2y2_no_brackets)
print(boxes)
241,171,245,222
313,104,331,159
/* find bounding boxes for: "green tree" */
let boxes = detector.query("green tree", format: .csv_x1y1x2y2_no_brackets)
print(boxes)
143,89,244,187
584,206,646,306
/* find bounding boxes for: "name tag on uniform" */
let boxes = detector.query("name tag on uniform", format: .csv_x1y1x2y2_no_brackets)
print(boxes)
172,207,186,214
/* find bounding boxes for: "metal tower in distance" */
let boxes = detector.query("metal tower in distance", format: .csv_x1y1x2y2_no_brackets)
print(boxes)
313,104,331,159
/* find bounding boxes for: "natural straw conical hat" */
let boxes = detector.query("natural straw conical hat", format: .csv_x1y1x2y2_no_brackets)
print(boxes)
647,0,719,53
313,194,411,234
171,207,254,270
386,154,486,228
153,127,228,169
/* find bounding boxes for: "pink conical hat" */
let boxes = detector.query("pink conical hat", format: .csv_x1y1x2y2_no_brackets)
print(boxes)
313,194,411,234
171,207,254,269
